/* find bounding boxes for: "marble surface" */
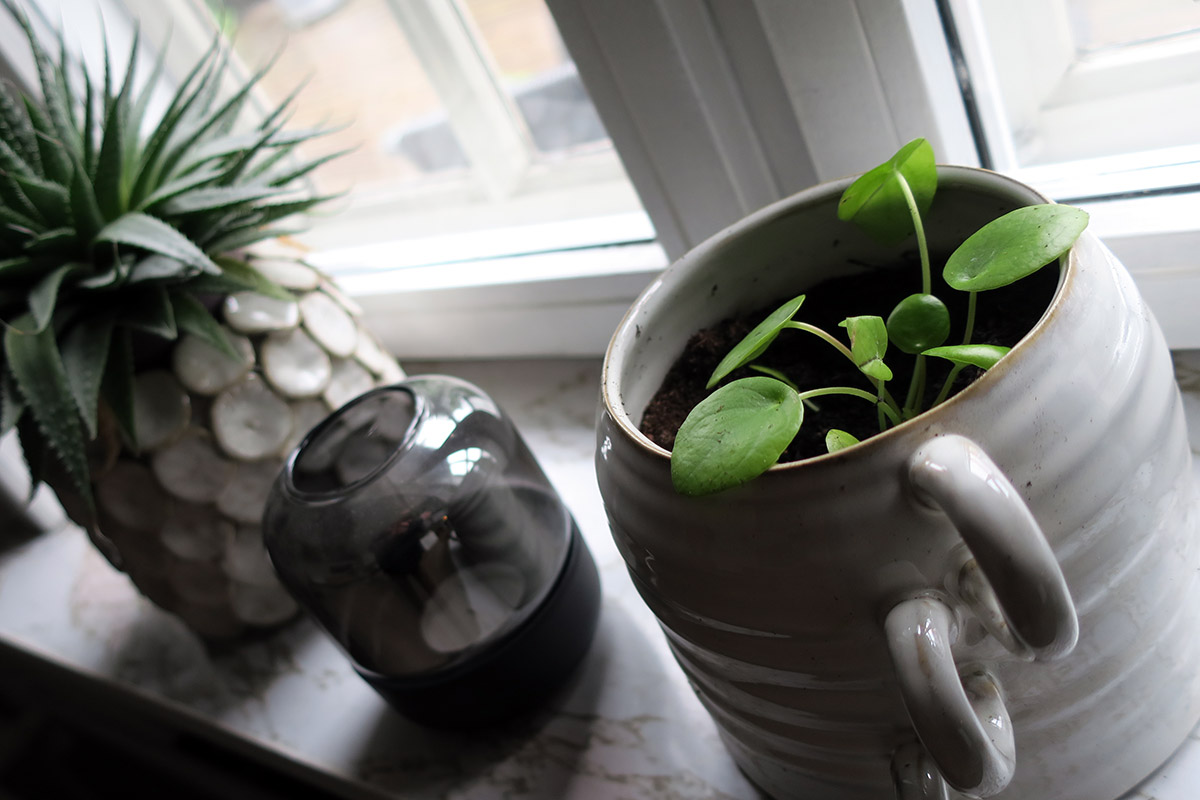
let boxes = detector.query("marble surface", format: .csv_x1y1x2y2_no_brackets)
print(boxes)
3,355,1200,799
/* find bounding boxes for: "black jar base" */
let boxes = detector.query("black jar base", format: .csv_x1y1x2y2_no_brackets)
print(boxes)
357,521,602,729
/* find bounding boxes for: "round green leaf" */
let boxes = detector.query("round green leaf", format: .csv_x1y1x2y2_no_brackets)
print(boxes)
944,204,1089,292
671,377,802,496
825,429,860,454
837,138,936,244
922,344,1011,370
707,294,805,389
887,293,950,354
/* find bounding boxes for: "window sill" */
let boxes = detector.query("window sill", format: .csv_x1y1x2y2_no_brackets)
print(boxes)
318,236,666,360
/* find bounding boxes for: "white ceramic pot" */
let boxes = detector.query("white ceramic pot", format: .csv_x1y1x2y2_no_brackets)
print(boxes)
596,166,1200,800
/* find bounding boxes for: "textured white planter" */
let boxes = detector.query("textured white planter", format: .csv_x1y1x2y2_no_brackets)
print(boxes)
596,166,1200,800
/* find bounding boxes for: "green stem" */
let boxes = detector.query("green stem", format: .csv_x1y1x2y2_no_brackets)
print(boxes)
933,364,966,407
786,322,902,420
962,291,977,345
751,366,820,411
876,379,888,432
904,355,927,418
750,365,799,393
931,292,978,407
786,321,855,363
895,172,931,295
798,386,902,426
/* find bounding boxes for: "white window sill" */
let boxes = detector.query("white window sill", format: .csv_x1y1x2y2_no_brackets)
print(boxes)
312,190,1200,360
339,244,664,360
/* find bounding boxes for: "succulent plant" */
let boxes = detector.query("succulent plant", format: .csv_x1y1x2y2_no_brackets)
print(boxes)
0,1,404,638
0,0,338,508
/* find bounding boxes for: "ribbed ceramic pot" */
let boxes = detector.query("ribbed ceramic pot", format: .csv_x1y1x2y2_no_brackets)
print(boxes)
595,166,1200,800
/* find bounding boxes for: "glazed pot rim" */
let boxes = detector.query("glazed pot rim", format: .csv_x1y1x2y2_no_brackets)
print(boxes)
600,164,1074,470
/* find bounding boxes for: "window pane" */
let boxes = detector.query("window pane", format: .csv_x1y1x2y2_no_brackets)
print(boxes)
221,0,468,194
461,0,609,157
1066,0,1200,53
955,0,1200,175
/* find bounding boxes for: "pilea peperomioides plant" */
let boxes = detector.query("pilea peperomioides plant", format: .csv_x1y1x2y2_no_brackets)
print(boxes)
671,139,1089,496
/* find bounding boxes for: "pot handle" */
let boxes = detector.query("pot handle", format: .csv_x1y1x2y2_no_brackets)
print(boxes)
907,434,1078,661
886,596,1014,798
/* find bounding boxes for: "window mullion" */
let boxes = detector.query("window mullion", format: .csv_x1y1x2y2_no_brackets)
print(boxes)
384,0,533,200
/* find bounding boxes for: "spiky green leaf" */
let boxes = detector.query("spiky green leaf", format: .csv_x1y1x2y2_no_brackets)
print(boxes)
0,366,25,436
128,254,196,284
210,254,292,300
93,81,127,220
267,147,352,187
170,290,239,359
0,150,44,225
221,195,336,236
12,172,70,226
94,212,219,274
136,164,224,210
204,225,303,257
0,255,40,280
60,314,113,438
0,86,39,172
28,262,75,331
100,325,135,446
124,31,167,171
4,315,91,502
0,204,43,238
215,120,290,187
23,227,76,255
162,185,289,217
15,413,47,497
68,153,104,241
0,136,36,183
127,36,221,205
9,1,75,157
24,100,70,185
157,53,279,183
118,285,177,339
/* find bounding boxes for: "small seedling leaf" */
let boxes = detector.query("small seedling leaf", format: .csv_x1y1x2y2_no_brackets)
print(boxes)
923,344,1010,370
707,294,805,388
671,377,802,496
825,429,860,454
840,316,893,382
887,293,950,355
837,138,936,244
944,204,1089,292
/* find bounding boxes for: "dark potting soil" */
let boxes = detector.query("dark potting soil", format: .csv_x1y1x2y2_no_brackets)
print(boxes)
639,259,1059,462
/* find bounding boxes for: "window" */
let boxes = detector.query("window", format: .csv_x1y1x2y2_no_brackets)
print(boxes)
548,0,1200,349
941,0,1200,347
3,0,1198,356
947,0,1200,191
0,0,665,357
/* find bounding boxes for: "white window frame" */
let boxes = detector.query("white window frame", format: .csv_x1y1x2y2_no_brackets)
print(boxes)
4,0,1199,357
549,0,1200,350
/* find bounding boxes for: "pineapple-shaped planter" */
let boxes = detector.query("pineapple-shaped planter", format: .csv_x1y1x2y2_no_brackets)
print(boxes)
91,254,403,638
0,4,401,637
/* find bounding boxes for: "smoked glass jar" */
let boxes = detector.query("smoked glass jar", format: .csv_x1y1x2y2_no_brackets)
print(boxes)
263,375,601,727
